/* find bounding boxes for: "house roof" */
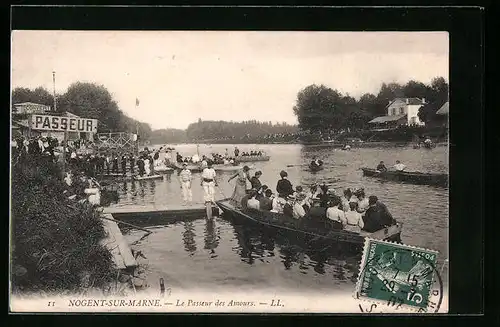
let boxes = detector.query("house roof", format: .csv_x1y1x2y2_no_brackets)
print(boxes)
369,114,407,124
12,120,31,128
387,98,425,107
436,101,449,115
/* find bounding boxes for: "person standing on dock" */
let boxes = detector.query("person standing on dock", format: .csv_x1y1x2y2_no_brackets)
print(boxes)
129,153,135,174
121,154,127,176
201,162,218,220
112,154,119,174
179,163,193,206
228,165,251,206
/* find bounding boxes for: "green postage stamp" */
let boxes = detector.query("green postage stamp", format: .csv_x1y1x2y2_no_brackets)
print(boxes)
354,238,443,313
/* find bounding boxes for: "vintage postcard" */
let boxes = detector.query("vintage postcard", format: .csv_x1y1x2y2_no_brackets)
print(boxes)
10,30,449,313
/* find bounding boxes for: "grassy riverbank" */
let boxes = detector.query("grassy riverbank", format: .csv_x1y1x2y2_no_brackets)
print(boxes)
10,155,118,294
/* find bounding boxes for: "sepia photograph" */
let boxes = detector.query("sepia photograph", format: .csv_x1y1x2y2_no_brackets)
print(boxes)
10,30,450,313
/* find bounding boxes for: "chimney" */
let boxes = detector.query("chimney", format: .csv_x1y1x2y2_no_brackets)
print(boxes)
406,98,409,104
422,98,426,104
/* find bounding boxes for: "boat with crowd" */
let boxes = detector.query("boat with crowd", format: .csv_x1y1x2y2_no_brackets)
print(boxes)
216,198,403,245
171,161,243,173
236,154,270,163
361,168,448,187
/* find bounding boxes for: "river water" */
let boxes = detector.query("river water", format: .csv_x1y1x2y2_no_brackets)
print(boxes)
110,144,448,296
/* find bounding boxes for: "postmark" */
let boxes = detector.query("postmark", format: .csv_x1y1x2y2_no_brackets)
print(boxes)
354,238,443,313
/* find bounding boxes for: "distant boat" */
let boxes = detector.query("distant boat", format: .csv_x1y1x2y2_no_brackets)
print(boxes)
361,168,447,187
134,174,164,181
236,155,270,163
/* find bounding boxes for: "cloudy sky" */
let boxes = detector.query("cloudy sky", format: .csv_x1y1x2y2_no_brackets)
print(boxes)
11,31,448,130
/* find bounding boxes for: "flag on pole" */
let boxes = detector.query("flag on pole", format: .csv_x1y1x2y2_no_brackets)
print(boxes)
135,98,140,106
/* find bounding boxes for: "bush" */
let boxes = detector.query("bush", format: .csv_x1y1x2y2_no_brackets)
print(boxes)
11,156,118,293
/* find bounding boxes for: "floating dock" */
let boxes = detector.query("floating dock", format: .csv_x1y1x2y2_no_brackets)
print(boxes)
100,213,138,270
102,203,221,226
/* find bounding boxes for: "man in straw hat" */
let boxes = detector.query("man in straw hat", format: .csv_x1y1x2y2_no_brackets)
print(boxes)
179,162,193,206
201,161,218,219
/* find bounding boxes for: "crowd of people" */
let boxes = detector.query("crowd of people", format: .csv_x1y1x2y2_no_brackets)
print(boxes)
175,147,266,166
226,167,396,234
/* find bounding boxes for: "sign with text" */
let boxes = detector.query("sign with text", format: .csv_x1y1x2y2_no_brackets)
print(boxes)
31,115,98,133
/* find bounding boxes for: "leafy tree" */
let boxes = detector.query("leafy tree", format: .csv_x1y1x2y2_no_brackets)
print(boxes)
418,77,449,123
56,82,152,139
12,87,55,108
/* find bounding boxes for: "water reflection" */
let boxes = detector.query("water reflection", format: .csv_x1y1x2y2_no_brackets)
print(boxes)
204,219,220,257
230,220,361,280
182,221,197,254
148,180,156,195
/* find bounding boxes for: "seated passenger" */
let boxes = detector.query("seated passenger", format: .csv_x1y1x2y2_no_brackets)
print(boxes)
293,193,307,219
344,202,364,232
271,193,287,213
257,184,268,199
259,189,274,211
354,189,369,215
241,191,252,210
393,160,406,171
376,161,388,172
362,196,395,233
247,191,260,210
341,188,353,212
306,199,327,220
326,196,347,229
283,195,295,217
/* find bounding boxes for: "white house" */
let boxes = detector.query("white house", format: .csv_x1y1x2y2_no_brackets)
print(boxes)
369,97,426,128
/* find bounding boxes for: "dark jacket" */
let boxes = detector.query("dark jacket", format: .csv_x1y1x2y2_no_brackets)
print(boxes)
283,203,293,217
276,178,294,197
259,197,273,211
362,202,395,233
250,176,262,190
376,163,387,172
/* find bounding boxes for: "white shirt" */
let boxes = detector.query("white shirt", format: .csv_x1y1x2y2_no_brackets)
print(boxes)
247,198,260,210
394,163,406,171
345,211,364,228
293,202,306,219
271,197,286,213
201,168,216,180
191,154,200,163
326,206,347,224
179,169,192,182
357,197,370,213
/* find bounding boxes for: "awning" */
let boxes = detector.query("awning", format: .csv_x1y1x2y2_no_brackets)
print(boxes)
369,114,407,124
436,102,449,115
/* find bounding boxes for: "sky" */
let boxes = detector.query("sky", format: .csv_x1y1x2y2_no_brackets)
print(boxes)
11,31,448,130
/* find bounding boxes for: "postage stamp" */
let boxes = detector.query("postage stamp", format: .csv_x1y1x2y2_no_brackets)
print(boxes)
354,238,443,313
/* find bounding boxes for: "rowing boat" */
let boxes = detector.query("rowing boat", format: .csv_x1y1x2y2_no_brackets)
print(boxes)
236,155,270,162
134,174,164,181
171,162,242,173
361,168,448,187
309,164,324,172
216,198,403,245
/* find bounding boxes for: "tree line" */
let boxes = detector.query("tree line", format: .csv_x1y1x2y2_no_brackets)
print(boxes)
12,83,153,140
293,77,449,133
184,119,298,141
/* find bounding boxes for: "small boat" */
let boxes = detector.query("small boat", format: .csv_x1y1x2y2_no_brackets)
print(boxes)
154,165,174,173
216,198,403,245
134,174,164,181
172,162,242,173
361,168,448,187
309,164,324,172
236,155,271,163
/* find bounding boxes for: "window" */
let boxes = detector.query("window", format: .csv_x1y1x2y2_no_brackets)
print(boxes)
400,107,405,114
392,108,396,115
